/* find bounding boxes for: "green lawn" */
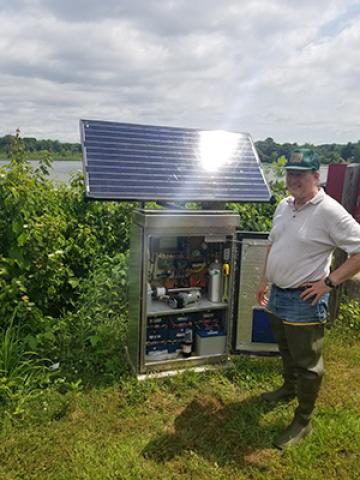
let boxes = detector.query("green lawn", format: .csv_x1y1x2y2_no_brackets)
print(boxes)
1,330,359,480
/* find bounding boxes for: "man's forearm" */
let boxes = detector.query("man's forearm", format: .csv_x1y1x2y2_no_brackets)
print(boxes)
330,252,360,286
256,245,272,306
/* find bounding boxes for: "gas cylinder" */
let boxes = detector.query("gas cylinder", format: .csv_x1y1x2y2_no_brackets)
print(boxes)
208,258,223,302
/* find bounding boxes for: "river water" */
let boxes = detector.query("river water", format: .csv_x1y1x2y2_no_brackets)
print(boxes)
0,160,83,183
0,160,329,184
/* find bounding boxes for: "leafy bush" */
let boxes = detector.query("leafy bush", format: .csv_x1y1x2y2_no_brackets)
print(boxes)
227,201,275,232
0,133,135,347
55,254,130,385
335,300,360,337
0,131,135,419
227,158,287,232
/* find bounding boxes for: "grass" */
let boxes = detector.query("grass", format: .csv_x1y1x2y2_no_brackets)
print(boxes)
0,329,359,480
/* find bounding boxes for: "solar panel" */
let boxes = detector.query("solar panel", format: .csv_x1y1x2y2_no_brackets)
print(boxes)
80,119,272,203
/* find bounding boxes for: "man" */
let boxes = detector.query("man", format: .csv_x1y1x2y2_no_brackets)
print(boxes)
256,148,360,449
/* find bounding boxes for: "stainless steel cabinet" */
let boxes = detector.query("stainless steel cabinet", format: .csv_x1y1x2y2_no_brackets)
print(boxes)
127,209,277,376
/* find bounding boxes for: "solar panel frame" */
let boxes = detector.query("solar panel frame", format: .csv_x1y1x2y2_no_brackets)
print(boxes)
80,119,272,203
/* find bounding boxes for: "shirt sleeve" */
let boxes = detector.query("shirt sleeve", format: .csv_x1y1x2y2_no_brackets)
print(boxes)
329,211,360,254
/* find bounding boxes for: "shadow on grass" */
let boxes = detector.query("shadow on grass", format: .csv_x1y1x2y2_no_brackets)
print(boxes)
142,394,283,467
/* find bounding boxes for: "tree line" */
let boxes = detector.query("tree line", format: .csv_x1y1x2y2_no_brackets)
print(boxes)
1,134,360,163
256,137,360,164
0,134,81,157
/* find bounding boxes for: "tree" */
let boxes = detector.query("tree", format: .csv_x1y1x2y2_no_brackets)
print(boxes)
341,142,354,161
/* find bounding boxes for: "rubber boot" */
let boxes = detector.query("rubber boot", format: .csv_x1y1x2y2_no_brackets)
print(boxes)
273,324,324,450
295,370,322,425
261,313,297,404
273,416,312,449
273,372,321,449
261,384,296,404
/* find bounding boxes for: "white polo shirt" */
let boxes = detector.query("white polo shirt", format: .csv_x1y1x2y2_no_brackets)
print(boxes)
266,189,360,288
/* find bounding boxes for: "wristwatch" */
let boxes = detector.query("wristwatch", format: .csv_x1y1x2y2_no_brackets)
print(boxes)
324,275,336,289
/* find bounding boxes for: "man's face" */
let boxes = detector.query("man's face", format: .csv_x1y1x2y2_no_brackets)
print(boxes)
286,170,319,199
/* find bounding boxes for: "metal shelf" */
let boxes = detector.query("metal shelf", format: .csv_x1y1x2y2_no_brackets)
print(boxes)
147,298,228,317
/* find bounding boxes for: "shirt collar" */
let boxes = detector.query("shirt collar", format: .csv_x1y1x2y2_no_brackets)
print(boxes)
286,188,325,207
309,188,325,204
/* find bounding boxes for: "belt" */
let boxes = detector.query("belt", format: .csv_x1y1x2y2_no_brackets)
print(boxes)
273,284,307,292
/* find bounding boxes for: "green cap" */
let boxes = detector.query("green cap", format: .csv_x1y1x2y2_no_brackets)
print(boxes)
285,148,320,171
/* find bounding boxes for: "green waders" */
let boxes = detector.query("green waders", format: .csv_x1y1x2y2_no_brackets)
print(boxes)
264,312,325,449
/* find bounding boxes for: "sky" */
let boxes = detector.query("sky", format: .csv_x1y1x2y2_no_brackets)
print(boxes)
0,0,359,145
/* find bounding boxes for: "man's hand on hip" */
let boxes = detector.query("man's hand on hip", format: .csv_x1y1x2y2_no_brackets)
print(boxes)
300,279,332,305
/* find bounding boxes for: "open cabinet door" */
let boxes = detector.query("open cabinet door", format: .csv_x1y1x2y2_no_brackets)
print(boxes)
232,232,279,355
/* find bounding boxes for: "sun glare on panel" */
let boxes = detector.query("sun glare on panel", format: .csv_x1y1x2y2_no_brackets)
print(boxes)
199,130,239,172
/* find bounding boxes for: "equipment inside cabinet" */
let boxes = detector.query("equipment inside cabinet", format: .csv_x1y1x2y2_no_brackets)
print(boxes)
145,235,231,362
148,235,231,298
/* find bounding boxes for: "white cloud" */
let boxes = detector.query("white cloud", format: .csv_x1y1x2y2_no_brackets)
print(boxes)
0,0,359,144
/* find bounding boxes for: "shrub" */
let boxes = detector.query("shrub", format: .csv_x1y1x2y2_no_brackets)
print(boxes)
0,131,135,419
335,300,360,337
55,253,130,385
0,133,135,347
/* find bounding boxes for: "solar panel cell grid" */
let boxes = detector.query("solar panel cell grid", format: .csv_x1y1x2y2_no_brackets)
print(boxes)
80,119,272,202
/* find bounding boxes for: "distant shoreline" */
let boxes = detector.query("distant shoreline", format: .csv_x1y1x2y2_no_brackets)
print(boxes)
0,155,81,162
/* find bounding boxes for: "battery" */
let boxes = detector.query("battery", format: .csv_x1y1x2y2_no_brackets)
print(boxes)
195,330,226,356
